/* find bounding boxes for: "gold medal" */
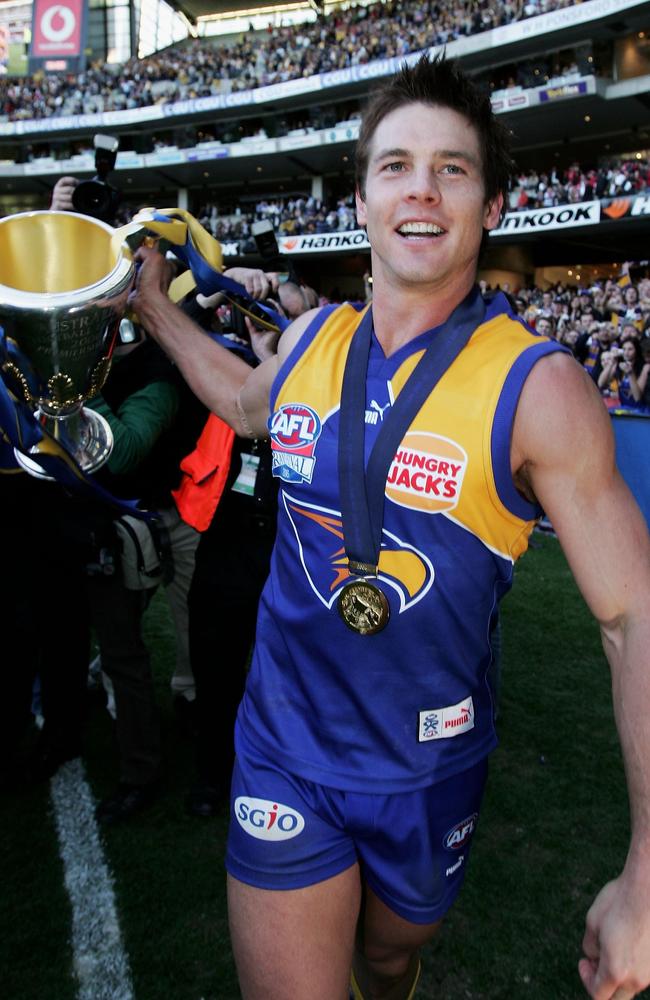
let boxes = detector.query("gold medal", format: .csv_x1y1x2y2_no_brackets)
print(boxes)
338,578,390,635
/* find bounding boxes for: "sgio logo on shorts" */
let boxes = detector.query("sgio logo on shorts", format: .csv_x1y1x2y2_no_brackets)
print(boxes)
235,797,305,841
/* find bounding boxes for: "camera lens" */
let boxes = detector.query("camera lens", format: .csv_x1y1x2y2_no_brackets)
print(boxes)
72,179,114,222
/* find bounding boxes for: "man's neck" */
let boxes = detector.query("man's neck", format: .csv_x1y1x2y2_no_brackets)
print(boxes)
369,275,478,356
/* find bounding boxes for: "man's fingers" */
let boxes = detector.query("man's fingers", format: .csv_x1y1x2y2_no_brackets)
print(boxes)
133,245,159,263
582,956,641,1000
248,277,269,299
579,956,598,995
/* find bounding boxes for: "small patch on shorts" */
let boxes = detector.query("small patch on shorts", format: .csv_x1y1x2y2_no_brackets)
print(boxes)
418,696,474,742
234,796,305,841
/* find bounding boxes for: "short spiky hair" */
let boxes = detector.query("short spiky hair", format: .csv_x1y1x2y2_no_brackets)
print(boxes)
355,53,514,216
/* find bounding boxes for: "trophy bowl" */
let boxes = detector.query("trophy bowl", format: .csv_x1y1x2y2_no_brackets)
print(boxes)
0,210,135,478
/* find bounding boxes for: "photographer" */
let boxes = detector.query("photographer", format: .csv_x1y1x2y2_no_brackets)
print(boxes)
31,175,206,822
50,135,121,223
598,338,648,410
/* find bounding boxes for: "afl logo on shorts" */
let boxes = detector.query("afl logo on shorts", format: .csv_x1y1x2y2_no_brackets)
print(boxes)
386,432,467,514
235,797,305,841
444,812,478,851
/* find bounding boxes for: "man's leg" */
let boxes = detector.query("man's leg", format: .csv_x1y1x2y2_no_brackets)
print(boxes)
349,759,488,999
159,507,200,703
353,884,439,999
227,864,362,1000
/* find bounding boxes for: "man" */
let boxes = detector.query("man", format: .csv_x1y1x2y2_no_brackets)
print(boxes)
578,320,619,383
133,55,650,1000
535,314,555,339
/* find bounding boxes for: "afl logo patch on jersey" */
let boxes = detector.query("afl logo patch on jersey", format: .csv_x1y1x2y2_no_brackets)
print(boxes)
269,403,322,484
386,432,467,513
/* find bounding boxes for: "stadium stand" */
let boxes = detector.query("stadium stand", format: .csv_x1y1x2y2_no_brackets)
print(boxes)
0,0,648,303
0,1,597,120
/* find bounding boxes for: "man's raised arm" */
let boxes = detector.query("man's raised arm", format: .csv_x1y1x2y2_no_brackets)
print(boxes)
512,351,650,1000
131,246,316,439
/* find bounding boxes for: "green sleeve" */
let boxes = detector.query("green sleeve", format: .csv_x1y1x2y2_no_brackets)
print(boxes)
88,381,179,476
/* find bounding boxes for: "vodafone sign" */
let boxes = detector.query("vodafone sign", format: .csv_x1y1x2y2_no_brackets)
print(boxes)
31,0,84,57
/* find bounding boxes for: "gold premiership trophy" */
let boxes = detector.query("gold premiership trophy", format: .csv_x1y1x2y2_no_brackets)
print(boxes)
0,210,136,478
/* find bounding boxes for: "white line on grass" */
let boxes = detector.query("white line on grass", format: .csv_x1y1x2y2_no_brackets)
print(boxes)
50,759,135,1000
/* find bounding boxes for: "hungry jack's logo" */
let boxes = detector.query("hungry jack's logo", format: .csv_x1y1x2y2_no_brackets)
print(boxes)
386,432,467,514
282,492,434,612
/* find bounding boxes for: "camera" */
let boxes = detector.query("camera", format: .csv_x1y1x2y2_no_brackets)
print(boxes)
72,134,121,224
251,219,283,270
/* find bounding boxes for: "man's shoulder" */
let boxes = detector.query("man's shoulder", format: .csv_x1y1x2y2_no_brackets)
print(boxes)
277,302,362,362
513,349,612,471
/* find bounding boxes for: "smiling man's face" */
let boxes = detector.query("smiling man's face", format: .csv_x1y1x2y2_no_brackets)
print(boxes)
355,102,502,300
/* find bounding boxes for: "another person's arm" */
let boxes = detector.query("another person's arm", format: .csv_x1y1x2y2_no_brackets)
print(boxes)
88,381,178,475
621,361,644,403
636,362,650,398
512,353,650,1000
597,351,617,391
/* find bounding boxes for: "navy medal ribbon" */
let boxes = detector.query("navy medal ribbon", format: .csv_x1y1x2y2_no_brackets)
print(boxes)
337,286,485,632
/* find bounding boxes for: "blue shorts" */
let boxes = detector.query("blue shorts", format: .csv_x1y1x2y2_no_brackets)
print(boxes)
225,741,488,925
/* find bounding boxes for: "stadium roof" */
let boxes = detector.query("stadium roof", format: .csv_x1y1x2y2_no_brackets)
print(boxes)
167,0,322,27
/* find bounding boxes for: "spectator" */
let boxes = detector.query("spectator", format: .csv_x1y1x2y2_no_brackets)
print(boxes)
598,338,648,411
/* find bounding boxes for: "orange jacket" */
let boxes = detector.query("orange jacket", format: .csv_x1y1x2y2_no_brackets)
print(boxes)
172,413,235,532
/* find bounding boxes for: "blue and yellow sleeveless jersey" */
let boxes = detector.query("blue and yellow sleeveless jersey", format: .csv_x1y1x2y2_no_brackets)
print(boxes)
235,291,566,793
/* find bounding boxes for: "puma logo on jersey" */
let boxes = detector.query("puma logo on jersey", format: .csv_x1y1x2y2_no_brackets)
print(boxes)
365,399,391,424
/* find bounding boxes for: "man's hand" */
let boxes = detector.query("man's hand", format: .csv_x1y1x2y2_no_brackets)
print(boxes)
579,870,650,999
50,175,79,211
130,245,175,321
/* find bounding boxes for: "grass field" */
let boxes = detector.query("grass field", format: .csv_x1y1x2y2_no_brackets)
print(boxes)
1,531,647,1000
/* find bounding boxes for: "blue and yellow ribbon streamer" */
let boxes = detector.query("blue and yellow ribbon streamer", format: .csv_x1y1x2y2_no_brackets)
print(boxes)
132,207,290,334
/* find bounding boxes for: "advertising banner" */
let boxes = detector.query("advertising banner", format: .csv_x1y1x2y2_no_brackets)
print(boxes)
29,0,86,73
611,413,650,530
491,201,601,236
0,26,8,69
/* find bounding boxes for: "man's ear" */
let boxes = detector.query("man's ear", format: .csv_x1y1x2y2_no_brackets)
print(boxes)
484,192,504,232
355,187,368,228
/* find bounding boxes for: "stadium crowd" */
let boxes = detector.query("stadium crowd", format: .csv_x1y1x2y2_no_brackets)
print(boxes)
191,157,650,243
2,0,580,122
505,271,650,410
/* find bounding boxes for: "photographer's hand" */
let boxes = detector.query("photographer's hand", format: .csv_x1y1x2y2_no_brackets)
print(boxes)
245,315,281,363
224,267,279,301
50,176,79,212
